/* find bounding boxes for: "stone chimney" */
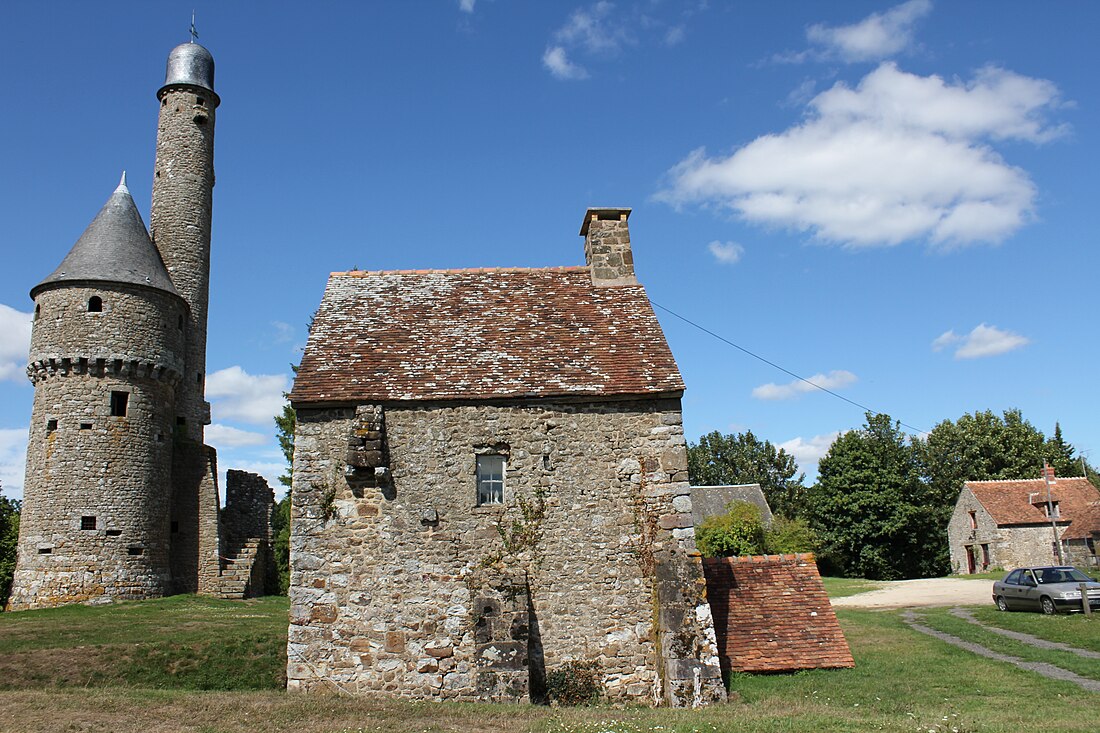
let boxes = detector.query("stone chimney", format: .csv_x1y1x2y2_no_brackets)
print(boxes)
581,207,636,286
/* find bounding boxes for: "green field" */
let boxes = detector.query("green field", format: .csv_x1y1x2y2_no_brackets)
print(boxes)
1,590,1098,732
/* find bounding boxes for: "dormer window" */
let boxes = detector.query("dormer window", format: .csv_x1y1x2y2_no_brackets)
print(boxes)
1045,502,1060,519
88,296,103,312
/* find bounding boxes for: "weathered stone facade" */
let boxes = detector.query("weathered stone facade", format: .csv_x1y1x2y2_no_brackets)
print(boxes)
8,42,272,610
947,478,1100,573
289,399,723,705
288,208,725,706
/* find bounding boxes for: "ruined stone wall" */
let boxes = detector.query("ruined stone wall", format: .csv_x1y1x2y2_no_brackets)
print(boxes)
220,469,275,596
288,399,723,706
948,489,1062,572
8,370,177,609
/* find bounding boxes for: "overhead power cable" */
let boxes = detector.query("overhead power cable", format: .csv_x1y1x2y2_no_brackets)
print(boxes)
649,298,926,435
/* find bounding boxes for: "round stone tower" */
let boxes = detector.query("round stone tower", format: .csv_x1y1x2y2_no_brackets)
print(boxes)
7,176,187,609
151,41,218,442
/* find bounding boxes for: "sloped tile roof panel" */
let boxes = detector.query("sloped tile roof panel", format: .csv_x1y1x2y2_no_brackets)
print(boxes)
703,553,854,674
967,477,1100,527
291,267,685,404
1063,502,1100,540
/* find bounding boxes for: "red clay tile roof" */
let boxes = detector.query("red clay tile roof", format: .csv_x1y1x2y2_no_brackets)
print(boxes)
967,477,1100,527
1063,502,1100,541
291,267,685,405
702,553,854,674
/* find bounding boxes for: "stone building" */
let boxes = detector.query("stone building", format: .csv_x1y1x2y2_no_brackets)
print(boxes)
287,209,726,706
690,484,773,527
7,41,273,610
947,473,1100,574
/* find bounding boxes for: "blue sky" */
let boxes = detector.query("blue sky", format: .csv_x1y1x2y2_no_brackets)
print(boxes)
2,1,1097,500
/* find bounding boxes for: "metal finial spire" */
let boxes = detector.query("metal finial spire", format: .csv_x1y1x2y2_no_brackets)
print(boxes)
190,11,198,43
117,171,129,192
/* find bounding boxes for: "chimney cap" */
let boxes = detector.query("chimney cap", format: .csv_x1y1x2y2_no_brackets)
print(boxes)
580,207,632,236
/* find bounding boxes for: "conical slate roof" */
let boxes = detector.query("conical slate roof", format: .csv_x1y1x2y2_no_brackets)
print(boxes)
31,174,180,299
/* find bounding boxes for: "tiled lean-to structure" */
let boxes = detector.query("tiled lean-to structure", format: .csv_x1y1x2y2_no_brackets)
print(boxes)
288,209,726,706
7,41,274,610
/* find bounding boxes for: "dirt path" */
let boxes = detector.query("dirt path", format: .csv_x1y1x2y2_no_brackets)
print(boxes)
831,577,992,609
948,607,1100,659
900,610,1100,692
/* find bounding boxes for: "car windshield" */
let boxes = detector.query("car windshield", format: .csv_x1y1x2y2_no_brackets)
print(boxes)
1037,567,1093,584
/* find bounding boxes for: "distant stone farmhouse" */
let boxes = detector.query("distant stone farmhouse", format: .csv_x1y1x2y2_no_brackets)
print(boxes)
948,473,1100,573
287,209,726,706
690,483,773,527
7,42,274,610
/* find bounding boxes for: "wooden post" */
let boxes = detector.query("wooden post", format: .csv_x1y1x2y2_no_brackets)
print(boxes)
1081,583,1092,615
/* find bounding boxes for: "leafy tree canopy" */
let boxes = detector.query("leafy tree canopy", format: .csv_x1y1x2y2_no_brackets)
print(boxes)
687,430,807,518
696,501,766,558
806,413,947,580
0,482,20,608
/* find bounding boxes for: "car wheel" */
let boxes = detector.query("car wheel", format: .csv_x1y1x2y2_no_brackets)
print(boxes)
996,596,1009,612
1041,596,1057,615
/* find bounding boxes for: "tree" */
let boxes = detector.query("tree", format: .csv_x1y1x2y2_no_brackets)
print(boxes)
806,413,946,580
687,430,807,518
915,409,1086,512
271,362,299,594
0,482,20,608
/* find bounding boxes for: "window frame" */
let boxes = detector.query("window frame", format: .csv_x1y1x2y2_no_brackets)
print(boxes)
476,454,506,507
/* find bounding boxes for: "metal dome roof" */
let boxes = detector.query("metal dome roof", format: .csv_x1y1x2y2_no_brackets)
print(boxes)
159,42,218,105
31,174,181,300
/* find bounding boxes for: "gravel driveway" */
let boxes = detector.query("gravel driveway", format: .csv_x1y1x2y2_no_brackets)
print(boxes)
831,577,993,608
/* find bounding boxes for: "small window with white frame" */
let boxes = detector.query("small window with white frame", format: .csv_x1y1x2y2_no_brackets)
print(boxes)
476,454,505,506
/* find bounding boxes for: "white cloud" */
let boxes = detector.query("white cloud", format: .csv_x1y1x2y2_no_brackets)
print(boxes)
752,370,857,401
707,241,744,265
806,0,932,62
657,62,1064,248
554,2,626,54
271,321,295,344
0,304,33,383
664,25,686,46
0,427,28,500
779,432,840,470
206,423,269,448
205,366,288,426
458,0,476,13
933,323,1029,359
543,46,588,80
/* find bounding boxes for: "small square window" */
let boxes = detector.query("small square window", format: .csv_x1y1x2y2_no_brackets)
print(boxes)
476,455,505,506
176,416,186,426
88,296,103,312
110,391,129,417
47,419,58,432
171,521,179,534
81,516,96,530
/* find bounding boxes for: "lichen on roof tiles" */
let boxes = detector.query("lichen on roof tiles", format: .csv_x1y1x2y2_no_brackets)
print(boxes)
292,268,684,404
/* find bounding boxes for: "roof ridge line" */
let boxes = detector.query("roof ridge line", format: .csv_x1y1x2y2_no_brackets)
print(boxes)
332,266,590,277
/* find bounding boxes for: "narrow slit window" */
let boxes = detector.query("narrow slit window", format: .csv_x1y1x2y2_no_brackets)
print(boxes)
38,547,52,555
110,391,129,417
81,516,96,530
127,546,144,556
80,422,93,430
106,529,122,537
88,296,103,312
476,455,505,506
171,521,179,534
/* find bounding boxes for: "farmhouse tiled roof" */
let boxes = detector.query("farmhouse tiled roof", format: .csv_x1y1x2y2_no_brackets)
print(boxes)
291,267,685,405
1062,502,1100,541
966,477,1100,527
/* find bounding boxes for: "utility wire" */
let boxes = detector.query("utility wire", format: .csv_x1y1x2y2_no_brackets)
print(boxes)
649,298,926,435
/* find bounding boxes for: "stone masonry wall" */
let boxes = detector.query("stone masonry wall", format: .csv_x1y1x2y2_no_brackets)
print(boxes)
948,488,1062,573
288,399,724,706
8,371,177,609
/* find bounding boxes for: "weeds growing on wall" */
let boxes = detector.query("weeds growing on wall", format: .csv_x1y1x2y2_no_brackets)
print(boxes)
546,659,603,706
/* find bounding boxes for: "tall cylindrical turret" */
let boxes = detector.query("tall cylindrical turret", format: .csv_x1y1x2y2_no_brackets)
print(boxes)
150,42,218,442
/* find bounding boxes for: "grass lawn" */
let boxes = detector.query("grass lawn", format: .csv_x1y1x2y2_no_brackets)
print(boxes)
966,605,1100,653
818,576,881,598
914,607,1100,682
2,596,1099,732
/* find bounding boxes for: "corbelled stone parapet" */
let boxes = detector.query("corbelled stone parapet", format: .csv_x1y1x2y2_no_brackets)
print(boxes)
27,356,182,386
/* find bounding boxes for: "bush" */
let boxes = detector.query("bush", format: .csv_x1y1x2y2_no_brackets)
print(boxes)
546,659,603,706
763,515,817,554
696,501,765,558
